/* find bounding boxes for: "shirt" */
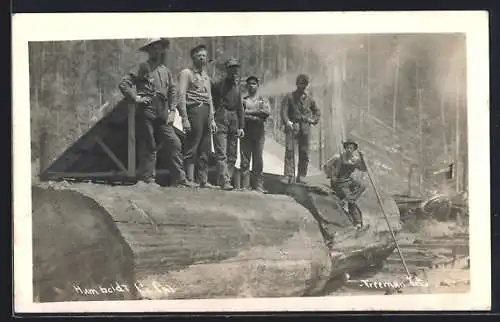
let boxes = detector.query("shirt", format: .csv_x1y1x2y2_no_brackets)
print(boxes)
177,67,214,120
327,152,367,183
211,78,244,129
119,61,176,111
242,94,271,122
280,90,320,125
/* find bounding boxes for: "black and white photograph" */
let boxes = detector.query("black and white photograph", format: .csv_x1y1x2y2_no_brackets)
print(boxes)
13,12,490,312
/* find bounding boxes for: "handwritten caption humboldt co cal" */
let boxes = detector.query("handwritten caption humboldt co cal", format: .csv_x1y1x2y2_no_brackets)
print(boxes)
73,281,175,297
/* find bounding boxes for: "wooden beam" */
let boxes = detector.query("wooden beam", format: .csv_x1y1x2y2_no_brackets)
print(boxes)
93,136,128,173
128,103,136,177
39,128,49,175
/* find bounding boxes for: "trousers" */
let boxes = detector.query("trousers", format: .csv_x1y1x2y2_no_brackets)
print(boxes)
331,178,366,203
184,103,211,184
214,110,239,186
137,111,185,182
284,125,310,178
240,121,265,184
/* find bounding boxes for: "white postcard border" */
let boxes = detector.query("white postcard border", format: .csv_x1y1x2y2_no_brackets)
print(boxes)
13,11,491,312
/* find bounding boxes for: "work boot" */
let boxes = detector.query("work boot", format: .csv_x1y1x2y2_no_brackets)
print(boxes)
174,178,198,188
199,181,216,189
287,176,295,184
254,174,267,193
138,177,156,184
232,172,241,190
241,173,251,190
220,182,234,191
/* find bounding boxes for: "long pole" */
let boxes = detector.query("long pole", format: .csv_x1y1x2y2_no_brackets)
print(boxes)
363,153,412,278
319,116,323,168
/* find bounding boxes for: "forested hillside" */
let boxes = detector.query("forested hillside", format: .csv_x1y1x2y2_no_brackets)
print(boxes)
29,33,467,196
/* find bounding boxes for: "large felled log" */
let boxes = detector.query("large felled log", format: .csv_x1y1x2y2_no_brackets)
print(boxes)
263,173,401,280
32,186,139,302
32,182,333,300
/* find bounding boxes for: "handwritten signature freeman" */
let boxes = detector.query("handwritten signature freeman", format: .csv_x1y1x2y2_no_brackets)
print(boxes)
358,278,429,289
72,281,175,296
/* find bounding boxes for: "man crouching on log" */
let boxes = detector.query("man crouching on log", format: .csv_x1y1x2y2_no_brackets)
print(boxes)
324,139,368,230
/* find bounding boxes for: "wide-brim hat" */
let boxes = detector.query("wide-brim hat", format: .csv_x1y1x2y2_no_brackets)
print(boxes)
139,38,170,52
342,139,358,149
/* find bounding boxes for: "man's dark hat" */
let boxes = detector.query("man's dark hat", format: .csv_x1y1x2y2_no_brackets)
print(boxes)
343,139,358,149
224,57,240,68
190,44,208,56
246,76,259,84
139,38,170,52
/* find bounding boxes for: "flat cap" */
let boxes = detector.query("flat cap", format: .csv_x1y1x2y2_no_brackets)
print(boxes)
246,75,259,84
224,57,240,68
342,139,359,149
139,38,170,52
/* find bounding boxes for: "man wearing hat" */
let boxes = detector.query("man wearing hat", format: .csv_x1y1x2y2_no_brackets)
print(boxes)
240,76,271,192
280,74,321,184
326,139,368,230
119,38,194,187
210,57,245,190
177,44,217,187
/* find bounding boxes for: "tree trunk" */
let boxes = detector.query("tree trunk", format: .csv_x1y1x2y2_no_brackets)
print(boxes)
392,45,400,132
440,92,448,155
417,88,423,194
455,74,461,192
367,35,371,114
259,35,264,74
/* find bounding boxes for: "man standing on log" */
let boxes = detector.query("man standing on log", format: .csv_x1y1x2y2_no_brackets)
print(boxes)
324,139,368,230
211,58,245,190
119,38,194,187
281,74,320,184
177,44,217,188
240,76,271,192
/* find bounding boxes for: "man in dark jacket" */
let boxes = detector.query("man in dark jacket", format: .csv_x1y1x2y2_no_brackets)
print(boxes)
211,58,245,190
240,76,271,192
281,74,320,184
119,38,194,187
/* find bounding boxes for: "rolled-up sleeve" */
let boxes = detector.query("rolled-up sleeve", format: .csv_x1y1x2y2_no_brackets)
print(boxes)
167,70,176,111
280,95,290,126
309,98,321,124
176,69,190,119
237,93,245,129
118,70,138,101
